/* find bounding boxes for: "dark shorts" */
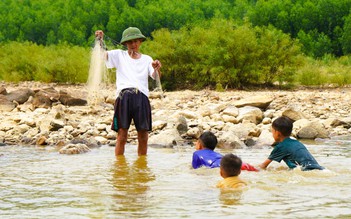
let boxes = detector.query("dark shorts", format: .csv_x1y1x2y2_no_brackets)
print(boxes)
111,88,152,132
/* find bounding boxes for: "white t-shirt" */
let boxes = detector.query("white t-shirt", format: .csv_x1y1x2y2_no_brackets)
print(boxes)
106,50,155,97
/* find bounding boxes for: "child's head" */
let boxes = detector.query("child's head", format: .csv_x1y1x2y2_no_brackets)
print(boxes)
220,154,242,178
196,131,218,150
272,116,293,140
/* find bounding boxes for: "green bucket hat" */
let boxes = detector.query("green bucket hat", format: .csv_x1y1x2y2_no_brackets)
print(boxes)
120,27,146,45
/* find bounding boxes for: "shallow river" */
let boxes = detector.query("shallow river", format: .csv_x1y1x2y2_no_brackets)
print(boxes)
1,137,350,218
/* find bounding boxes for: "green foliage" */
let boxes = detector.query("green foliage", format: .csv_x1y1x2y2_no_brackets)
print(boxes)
255,25,304,85
1,0,351,59
247,0,351,57
341,14,351,54
0,41,90,83
0,0,350,88
0,0,351,58
143,19,302,89
297,30,333,58
296,55,351,86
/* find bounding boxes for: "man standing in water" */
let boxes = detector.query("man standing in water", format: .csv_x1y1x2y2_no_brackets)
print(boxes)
95,27,162,156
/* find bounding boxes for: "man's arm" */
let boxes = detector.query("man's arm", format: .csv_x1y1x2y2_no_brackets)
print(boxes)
258,159,272,170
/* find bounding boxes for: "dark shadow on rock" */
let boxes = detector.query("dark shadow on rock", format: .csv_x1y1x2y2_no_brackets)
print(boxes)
0,86,7,95
32,87,60,109
6,88,35,104
59,90,87,106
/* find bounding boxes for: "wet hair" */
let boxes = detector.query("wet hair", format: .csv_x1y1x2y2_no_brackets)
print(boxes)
199,131,218,150
272,116,293,137
220,154,242,177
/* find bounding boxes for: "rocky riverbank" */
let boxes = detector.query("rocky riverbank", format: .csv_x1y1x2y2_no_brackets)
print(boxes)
1,81,351,154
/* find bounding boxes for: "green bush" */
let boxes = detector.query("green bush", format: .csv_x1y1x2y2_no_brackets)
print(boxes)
143,19,302,89
0,41,90,83
296,55,351,86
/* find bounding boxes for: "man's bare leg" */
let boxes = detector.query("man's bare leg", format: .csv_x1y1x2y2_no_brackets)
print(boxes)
116,128,128,156
137,130,148,156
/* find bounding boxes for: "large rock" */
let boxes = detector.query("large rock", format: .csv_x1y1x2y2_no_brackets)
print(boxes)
32,87,59,109
217,130,246,149
152,120,167,131
207,103,227,114
326,117,351,129
186,127,202,139
36,136,48,145
297,126,318,139
179,109,197,119
282,108,306,122
94,136,108,144
148,129,183,147
36,106,65,133
13,124,31,134
0,86,7,95
233,95,273,110
222,106,239,117
176,116,188,135
237,106,263,124
0,119,17,132
59,143,91,154
308,120,330,138
0,95,16,112
255,129,275,147
6,88,35,104
222,115,239,123
223,122,257,140
59,90,87,106
294,119,329,139
68,138,100,148
50,119,65,131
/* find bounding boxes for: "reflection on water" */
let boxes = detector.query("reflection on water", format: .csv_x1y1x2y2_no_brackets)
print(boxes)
109,156,155,217
218,189,244,206
0,137,351,218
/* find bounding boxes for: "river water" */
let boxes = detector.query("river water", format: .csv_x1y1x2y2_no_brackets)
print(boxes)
1,136,350,218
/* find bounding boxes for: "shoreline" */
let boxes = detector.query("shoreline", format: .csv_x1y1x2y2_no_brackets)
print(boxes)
1,81,351,152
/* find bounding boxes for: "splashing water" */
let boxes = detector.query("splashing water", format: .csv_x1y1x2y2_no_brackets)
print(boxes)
1,138,351,218
87,39,107,105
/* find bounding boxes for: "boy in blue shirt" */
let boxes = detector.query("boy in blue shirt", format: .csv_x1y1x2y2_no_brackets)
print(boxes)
259,116,324,171
192,131,257,171
192,131,222,169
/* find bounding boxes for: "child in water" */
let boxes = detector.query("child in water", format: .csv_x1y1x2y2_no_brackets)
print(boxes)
259,116,325,171
216,153,247,189
192,131,258,171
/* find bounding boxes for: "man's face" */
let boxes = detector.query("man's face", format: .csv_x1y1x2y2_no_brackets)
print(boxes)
125,39,142,51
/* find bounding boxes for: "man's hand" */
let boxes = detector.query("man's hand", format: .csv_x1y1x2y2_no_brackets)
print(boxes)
95,30,104,40
152,60,162,77
152,60,161,69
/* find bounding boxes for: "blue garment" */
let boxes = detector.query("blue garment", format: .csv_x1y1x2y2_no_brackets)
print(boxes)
268,137,324,171
192,149,223,169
